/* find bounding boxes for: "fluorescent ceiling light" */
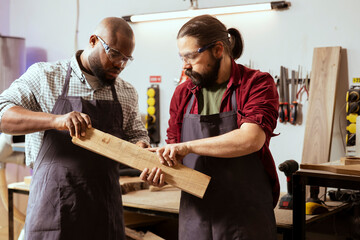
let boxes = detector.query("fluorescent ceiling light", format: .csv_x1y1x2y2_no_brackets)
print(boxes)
123,1,290,23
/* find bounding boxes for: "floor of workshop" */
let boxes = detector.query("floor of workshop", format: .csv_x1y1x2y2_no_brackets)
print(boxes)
1,197,359,239
122,189,360,240
125,208,359,240
1,213,358,240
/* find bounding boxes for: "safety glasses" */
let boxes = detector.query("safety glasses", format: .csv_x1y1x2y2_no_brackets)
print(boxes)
96,35,133,68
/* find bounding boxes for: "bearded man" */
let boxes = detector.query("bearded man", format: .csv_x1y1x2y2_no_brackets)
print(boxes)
142,15,280,240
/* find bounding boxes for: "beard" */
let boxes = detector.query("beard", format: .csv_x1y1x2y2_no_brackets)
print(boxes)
185,56,221,88
88,52,118,86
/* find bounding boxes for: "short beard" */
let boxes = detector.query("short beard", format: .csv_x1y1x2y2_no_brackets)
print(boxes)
185,56,221,88
88,52,116,86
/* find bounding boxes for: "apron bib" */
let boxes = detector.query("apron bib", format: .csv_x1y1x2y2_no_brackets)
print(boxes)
179,91,277,240
25,65,126,240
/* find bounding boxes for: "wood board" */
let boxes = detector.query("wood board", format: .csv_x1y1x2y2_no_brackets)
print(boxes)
122,188,180,214
72,128,211,198
340,157,360,165
302,47,341,164
300,163,360,176
125,227,165,240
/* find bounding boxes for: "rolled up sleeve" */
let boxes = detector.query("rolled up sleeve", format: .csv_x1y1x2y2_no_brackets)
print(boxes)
0,64,42,124
237,73,279,138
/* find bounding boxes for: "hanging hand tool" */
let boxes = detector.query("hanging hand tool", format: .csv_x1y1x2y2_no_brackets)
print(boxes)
290,70,298,124
305,73,310,98
278,66,285,122
296,72,309,100
282,67,290,122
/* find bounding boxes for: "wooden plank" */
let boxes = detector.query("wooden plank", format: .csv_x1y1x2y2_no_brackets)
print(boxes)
122,189,180,214
340,157,360,165
72,128,211,198
302,47,341,164
300,163,360,176
124,211,166,228
125,227,165,240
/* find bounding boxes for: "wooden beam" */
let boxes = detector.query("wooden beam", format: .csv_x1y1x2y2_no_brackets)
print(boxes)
302,46,341,164
300,163,360,176
72,128,211,198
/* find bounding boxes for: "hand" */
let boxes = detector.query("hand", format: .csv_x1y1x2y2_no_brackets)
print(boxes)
135,141,149,148
53,111,91,138
148,143,190,167
140,167,165,187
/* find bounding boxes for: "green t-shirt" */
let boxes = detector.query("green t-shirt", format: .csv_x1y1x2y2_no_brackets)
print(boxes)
198,80,229,115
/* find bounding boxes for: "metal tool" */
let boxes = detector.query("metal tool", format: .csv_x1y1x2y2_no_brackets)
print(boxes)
278,66,285,122
282,67,290,122
290,70,298,124
296,72,309,100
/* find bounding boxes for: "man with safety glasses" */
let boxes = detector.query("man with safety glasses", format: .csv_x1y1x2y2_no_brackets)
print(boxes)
142,15,279,239
0,17,149,239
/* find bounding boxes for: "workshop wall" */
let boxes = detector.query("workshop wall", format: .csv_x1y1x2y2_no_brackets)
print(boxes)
0,0,10,35
4,0,360,192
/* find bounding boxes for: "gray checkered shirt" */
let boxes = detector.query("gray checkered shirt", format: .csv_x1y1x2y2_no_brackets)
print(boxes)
0,51,149,167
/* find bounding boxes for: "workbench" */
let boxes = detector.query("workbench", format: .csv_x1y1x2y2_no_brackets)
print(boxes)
7,182,29,240
293,169,360,240
8,178,350,240
121,187,349,240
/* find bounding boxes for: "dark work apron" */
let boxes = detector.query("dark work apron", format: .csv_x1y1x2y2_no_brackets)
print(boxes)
25,65,125,240
179,90,277,240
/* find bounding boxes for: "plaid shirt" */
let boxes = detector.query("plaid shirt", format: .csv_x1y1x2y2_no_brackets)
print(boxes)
0,51,149,167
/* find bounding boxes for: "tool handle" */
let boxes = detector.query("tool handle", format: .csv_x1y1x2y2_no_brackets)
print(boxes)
279,103,284,123
287,176,293,195
283,102,289,122
290,101,298,124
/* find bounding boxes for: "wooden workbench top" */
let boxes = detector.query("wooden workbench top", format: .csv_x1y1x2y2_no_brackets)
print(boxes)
7,180,350,228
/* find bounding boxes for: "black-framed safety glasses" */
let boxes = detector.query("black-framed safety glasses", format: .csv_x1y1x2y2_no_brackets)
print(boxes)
179,41,219,65
96,35,133,68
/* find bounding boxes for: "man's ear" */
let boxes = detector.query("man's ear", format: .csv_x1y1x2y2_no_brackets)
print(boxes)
89,35,97,48
212,41,224,59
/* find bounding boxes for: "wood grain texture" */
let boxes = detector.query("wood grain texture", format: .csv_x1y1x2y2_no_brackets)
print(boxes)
125,227,165,240
340,157,360,165
122,188,180,213
300,163,360,176
302,47,341,164
72,128,211,198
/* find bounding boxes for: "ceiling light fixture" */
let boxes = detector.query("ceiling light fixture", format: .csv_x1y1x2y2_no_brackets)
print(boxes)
122,1,290,23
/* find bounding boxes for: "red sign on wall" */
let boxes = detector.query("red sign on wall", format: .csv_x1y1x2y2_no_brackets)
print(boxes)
150,75,161,83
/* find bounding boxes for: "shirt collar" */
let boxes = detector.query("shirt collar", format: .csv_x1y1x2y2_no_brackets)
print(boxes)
70,50,106,90
228,59,241,87
70,50,83,79
70,50,86,83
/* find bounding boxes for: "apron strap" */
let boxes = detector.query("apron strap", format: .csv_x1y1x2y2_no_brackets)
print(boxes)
186,89,238,114
185,94,195,114
111,84,119,102
231,89,237,111
61,64,72,98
